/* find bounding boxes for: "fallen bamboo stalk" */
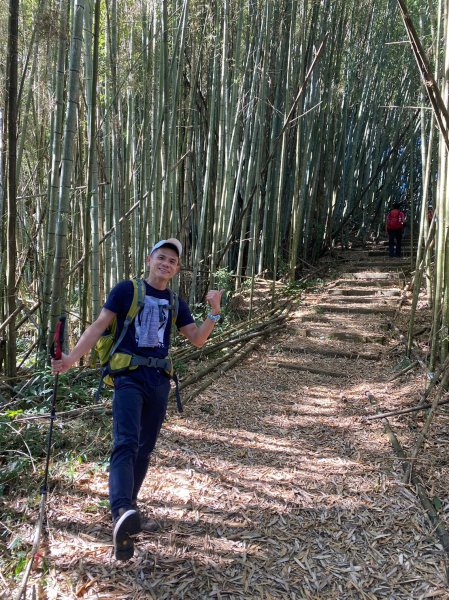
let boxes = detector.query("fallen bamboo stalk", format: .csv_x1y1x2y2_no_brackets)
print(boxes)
176,316,285,360
0,302,25,334
404,366,449,483
365,391,449,557
388,360,419,381
268,361,347,378
0,300,40,338
17,339,39,370
171,341,247,395
386,318,427,371
175,316,288,362
365,397,449,421
175,297,291,353
3,402,109,422
181,336,264,407
180,323,283,378
175,320,274,361
16,302,40,330
421,355,449,402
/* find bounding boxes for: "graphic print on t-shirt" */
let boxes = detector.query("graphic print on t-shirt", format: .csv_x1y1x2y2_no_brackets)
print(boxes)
135,296,170,348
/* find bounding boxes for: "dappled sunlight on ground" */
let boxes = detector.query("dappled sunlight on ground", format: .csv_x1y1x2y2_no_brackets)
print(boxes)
5,249,449,599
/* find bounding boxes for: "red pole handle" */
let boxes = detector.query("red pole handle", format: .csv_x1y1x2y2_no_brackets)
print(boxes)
50,316,66,360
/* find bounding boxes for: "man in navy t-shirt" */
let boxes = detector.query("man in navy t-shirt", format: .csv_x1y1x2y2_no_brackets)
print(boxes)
52,238,223,560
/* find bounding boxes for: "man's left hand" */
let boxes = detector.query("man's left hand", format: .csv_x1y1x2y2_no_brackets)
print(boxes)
206,289,224,315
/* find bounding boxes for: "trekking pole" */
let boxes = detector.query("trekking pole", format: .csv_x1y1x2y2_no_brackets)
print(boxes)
15,316,66,600
43,315,66,495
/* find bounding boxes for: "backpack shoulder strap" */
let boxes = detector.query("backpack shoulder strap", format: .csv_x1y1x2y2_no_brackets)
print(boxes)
109,279,144,358
128,278,145,319
168,288,179,327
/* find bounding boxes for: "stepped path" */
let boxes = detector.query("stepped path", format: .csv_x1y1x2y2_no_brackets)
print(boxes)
39,245,448,599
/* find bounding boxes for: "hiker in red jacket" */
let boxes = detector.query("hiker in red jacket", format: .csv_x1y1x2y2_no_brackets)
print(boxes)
385,203,405,257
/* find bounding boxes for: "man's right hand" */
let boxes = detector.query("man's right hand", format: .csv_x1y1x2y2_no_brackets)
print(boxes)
50,307,116,376
51,353,72,375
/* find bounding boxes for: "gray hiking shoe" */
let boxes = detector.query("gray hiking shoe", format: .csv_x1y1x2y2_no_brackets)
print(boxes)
113,508,140,561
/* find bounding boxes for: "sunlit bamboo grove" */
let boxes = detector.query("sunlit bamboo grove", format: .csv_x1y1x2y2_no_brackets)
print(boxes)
1,0,448,378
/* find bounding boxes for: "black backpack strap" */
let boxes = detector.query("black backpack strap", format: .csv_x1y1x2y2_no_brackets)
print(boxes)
136,278,145,308
130,356,172,372
95,369,106,401
168,288,179,327
130,354,183,413
172,373,183,413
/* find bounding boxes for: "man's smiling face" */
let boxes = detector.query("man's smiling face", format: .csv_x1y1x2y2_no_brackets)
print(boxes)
147,247,180,282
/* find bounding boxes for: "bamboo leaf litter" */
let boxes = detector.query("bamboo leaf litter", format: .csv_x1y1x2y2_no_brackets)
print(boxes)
5,248,449,598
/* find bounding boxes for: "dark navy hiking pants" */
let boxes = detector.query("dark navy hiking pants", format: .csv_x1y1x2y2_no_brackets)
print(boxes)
109,371,170,520
388,229,403,257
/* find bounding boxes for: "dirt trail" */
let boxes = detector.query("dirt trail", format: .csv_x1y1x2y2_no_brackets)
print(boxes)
17,245,449,599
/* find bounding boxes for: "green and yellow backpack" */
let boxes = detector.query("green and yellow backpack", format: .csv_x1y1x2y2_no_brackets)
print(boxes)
92,279,181,409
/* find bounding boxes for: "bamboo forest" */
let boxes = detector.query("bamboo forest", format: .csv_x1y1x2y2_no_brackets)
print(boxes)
2,0,449,597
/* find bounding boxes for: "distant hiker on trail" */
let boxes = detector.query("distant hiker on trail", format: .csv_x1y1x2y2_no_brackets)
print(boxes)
385,203,405,258
52,238,224,561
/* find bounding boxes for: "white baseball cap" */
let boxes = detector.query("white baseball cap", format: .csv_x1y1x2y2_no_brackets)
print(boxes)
151,238,182,257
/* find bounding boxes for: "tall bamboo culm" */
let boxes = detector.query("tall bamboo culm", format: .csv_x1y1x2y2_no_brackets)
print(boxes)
0,0,443,372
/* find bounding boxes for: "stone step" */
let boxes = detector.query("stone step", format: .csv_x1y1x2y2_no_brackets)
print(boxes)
339,272,400,280
345,265,409,273
373,240,414,248
296,328,386,345
300,314,334,323
336,278,399,288
268,361,348,378
281,344,380,361
326,296,398,305
298,316,376,329
328,288,401,297
318,303,396,315
350,259,410,266
367,250,414,257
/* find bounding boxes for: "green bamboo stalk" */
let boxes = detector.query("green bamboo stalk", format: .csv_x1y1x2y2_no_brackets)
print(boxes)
406,107,435,357
189,14,220,305
39,0,69,356
438,4,449,363
102,93,113,292
48,0,85,346
86,0,101,318
166,0,188,240
108,0,124,282
5,0,19,377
